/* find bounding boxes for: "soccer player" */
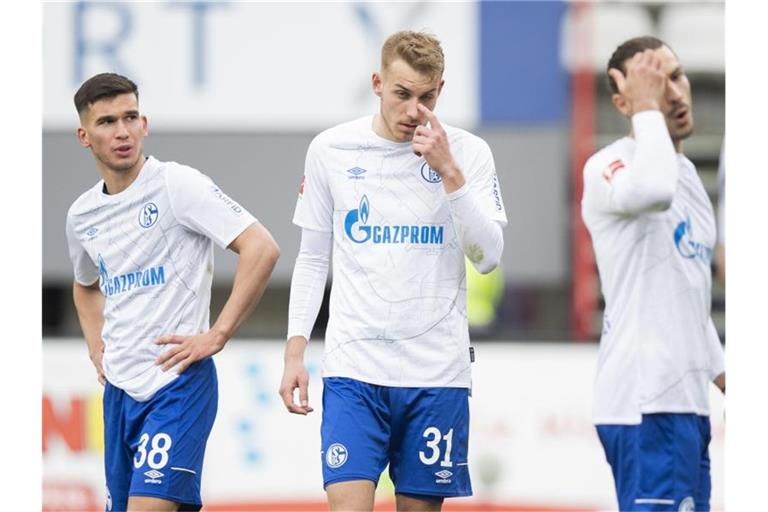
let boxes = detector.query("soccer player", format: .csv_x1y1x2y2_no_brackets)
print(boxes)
65,73,280,511
581,37,726,511
278,31,507,511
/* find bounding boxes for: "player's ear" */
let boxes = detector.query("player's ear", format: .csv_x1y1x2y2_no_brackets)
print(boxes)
437,79,445,96
76,126,90,148
372,72,383,98
141,115,149,136
611,93,631,118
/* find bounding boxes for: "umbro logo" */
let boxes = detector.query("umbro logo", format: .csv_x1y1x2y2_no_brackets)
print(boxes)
435,470,453,479
347,167,367,179
144,469,164,483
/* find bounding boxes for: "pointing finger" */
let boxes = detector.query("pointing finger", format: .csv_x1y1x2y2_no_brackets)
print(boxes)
417,103,442,130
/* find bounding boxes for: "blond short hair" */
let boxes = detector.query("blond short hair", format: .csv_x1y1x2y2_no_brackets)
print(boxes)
381,31,445,80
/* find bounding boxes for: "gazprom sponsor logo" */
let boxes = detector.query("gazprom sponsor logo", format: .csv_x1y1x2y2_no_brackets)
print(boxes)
344,195,444,245
98,255,166,297
673,217,712,262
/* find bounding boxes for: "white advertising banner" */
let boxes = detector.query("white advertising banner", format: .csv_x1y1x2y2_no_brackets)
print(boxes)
43,2,478,131
43,340,724,511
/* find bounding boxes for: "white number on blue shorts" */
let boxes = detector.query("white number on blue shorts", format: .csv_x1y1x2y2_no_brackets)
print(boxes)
133,432,173,469
419,426,454,468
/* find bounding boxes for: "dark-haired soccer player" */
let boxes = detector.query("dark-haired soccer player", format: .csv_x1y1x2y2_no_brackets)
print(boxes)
582,37,725,512
66,72,280,511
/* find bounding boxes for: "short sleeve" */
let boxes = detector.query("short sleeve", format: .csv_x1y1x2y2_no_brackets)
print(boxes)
165,164,257,249
65,213,99,286
292,137,333,232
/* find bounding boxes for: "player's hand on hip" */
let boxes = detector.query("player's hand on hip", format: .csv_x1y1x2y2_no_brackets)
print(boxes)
412,104,460,177
89,345,106,386
279,357,314,415
608,49,665,114
154,330,226,374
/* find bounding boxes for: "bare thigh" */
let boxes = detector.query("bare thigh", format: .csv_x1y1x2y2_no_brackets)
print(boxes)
127,496,179,511
326,479,376,511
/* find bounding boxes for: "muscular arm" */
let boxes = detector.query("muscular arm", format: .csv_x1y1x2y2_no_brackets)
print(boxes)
72,280,106,385
156,222,280,372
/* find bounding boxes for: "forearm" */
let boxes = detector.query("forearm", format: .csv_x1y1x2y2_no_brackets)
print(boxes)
706,318,726,392
287,229,331,340
213,224,280,342
72,281,105,358
446,183,504,274
614,111,679,213
284,335,308,361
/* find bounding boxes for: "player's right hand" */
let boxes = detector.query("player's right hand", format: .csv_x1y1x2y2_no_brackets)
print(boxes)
279,339,314,415
608,48,665,114
89,346,106,386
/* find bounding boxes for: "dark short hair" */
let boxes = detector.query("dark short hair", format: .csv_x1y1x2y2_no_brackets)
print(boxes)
74,72,139,115
606,36,670,94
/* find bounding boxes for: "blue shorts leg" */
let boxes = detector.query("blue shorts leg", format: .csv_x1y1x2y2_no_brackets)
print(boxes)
597,413,712,511
389,386,472,498
103,358,218,511
320,377,390,487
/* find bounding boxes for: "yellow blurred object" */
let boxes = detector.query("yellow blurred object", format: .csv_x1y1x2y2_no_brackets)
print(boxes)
465,258,504,329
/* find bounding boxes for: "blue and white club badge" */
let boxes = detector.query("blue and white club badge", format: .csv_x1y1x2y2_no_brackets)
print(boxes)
138,202,159,228
326,443,349,468
420,162,441,183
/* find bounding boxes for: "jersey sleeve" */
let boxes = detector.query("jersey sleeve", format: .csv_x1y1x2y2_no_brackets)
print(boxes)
583,111,679,217
65,212,99,286
165,164,257,249
292,137,334,232
462,137,508,226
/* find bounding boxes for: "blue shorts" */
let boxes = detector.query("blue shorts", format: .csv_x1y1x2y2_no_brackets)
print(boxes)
103,357,218,512
321,377,472,499
596,414,712,511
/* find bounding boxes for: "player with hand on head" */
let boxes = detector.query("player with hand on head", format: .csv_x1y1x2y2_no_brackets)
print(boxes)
279,30,507,511
66,72,280,512
581,37,725,512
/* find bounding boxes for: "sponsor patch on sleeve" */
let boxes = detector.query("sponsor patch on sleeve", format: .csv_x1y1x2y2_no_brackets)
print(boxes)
602,159,625,183
298,176,305,198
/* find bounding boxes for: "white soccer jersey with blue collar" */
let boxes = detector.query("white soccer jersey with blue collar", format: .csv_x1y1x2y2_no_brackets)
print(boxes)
293,115,508,388
582,113,725,424
66,156,256,401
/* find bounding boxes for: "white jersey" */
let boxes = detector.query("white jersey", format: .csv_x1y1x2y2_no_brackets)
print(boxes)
66,156,256,401
293,115,507,388
582,112,725,424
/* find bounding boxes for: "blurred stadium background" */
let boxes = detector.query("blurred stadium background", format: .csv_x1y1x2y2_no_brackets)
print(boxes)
42,2,725,511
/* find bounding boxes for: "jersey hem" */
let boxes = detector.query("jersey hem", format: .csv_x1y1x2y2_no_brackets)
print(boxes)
594,407,712,425
322,373,471,389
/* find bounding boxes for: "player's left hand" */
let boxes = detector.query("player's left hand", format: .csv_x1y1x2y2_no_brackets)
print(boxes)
154,330,227,374
412,104,461,181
